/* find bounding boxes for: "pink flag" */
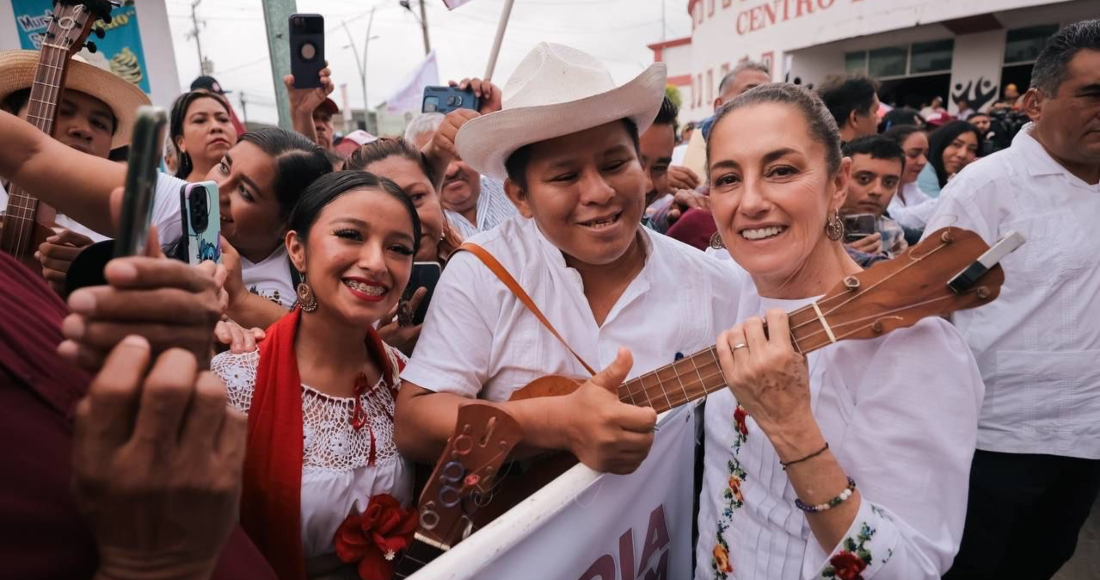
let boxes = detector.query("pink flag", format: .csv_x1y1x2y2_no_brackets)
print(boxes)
442,0,475,9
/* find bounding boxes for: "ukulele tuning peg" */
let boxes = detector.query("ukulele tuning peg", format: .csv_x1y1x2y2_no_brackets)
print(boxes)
95,27,106,39
85,41,97,54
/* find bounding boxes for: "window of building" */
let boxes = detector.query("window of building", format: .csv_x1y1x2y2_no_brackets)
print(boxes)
845,39,954,80
911,40,954,74
1005,24,1060,64
868,46,908,78
845,51,867,74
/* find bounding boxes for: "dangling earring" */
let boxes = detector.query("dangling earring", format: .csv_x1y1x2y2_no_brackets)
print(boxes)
824,211,845,242
297,272,318,312
709,232,726,250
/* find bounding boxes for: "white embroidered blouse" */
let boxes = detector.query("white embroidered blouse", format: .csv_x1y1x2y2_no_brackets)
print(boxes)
211,349,413,559
695,280,985,580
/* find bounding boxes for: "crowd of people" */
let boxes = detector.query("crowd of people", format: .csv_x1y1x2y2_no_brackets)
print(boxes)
0,14,1097,580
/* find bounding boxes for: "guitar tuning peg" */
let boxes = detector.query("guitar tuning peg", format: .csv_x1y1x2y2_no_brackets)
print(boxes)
95,27,106,39
85,41,97,54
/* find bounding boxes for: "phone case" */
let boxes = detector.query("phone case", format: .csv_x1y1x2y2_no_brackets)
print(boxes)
422,86,480,114
289,14,325,89
116,106,167,257
180,181,222,265
404,261,442,325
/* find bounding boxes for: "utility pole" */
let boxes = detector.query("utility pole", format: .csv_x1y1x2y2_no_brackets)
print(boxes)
239,91,248,124
418,0,431,55
343,6,378,121
260,0,298,129
186,0,206,72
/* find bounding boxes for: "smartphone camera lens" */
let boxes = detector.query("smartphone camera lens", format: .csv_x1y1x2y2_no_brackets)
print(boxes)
189,186,210,234
292,17,303,27
424,96,439,112
300,41,317,61
446,95,462,107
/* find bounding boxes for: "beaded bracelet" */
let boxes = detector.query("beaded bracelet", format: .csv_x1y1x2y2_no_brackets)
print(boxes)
795,476,857,513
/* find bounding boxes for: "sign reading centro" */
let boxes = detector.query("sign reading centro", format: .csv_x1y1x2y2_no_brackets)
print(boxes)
691,0,862,34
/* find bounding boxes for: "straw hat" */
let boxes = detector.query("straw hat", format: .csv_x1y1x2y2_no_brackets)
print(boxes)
455,42,667,181
0,49,151,149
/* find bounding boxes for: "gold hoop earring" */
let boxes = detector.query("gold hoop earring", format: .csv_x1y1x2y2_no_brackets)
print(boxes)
824,211,845,242
709,232,726,250
297,273,318,312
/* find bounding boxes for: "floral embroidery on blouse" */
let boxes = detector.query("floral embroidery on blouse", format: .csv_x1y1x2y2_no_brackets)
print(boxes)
711,404,751,579
821,522,876,580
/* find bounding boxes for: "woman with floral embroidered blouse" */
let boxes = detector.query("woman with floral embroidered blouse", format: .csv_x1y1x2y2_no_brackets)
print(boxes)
211,171,420,580
695,83,985,580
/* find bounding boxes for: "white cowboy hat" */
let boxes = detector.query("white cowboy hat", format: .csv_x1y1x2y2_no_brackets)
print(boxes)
0,49,151,149
455,42,667,182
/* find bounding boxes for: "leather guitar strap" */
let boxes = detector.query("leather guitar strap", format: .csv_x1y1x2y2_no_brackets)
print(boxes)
456,242,596,377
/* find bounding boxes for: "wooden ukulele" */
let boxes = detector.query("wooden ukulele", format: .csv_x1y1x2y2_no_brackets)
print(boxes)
401,226,1016,571
393,402,524,579
0,0,115,270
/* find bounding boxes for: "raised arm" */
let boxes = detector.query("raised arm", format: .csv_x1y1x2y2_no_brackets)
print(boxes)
0,110,125,236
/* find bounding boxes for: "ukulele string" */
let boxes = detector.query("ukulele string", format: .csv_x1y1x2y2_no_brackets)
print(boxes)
792,293,966,352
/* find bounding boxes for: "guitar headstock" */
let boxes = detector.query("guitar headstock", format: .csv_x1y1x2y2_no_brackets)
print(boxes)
44,1,116,57
415,402,523,549
792,227,1007,352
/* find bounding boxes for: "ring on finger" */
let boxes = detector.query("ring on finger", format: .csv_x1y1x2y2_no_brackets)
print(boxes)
731,342,748,351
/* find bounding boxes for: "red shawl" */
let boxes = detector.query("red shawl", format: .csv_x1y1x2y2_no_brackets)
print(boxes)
241,307,402,580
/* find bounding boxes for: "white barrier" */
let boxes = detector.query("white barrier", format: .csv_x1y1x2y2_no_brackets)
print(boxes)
411,404,697,579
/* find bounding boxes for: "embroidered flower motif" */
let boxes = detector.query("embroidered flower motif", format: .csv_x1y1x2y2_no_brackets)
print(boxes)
711,524,733,578
723,460,748,515
822,523,876,580
334,494,417,580
828,551,867,580
328,432,350,456
732,404,749,452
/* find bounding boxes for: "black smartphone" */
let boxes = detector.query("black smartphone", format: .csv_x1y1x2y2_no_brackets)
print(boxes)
422,86,479,114
289,14,324,89
178,181,221,265
842,213,877,243
116,106,168,257
402,261,443,325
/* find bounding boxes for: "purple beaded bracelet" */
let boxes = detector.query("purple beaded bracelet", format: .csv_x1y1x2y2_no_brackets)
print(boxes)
795,476,857,513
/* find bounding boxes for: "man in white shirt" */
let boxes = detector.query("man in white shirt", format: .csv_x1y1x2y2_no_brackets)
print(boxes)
405,109,518,238
395,43,742,476
931,20,1100,580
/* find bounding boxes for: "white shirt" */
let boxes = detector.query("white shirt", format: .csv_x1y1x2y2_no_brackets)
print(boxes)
240,245,297,309
401,215,745,401
211,349,413,558
887,181,937,231
924,123,1100,459
696,277,983,580
443,176,518,239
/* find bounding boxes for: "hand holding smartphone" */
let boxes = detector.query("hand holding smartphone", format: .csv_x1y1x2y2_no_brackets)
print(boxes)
402,262,443,325
842,213,877,243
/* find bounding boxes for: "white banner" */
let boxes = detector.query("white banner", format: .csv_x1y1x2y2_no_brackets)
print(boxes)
412,405,697,580
384,50,439,115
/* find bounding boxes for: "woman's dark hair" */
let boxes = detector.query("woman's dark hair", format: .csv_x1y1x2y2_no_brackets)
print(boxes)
878,107,923,133
169,89,232,179
344,137,438,184
707,83,842,175
927,121,983,188
238,127,332,218
288,170,422,256
881,125,925,149
504,118,640,192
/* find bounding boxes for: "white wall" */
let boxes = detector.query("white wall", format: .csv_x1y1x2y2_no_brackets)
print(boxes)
0,0,180,109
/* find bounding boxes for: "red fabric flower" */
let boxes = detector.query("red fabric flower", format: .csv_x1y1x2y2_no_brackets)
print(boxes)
334,494,418,580
733,405,749,436
829,551,868,580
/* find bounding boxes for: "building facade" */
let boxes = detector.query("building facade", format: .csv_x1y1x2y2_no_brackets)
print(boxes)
650,0,1099,124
